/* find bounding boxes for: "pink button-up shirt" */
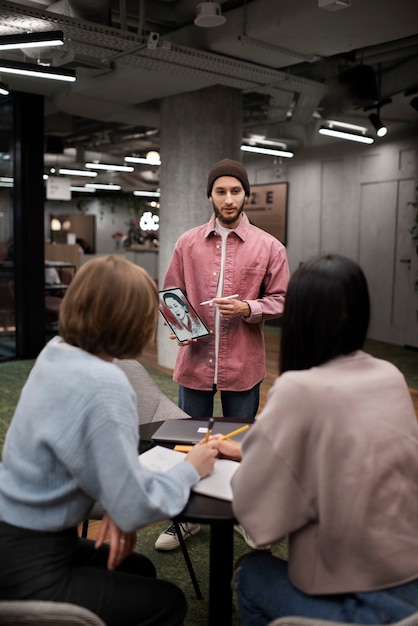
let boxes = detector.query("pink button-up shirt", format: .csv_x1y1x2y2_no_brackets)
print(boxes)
163,213,290,392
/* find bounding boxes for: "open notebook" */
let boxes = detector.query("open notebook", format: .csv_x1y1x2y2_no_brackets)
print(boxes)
139,445,239,501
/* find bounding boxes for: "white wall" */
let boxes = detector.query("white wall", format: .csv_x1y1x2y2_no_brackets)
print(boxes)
243,127,418,347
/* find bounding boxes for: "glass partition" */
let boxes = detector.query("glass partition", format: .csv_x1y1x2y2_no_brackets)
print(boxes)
0,97,15,360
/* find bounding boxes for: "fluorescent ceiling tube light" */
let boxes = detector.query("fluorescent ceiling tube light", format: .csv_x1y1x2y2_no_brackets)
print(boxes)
241,145,294,158
319,126,374,144
70,186,95,193
0,30,64,50
59,168,97,177
86,183,121,190
133,190,160,197
0,81,9,96
125,156,161,165
0,59,76,82
368,112,387,137
85,162,134,172
325,120,368,132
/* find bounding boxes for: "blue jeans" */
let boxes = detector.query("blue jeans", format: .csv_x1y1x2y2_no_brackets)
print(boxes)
235,552,418,626
178,384,259,420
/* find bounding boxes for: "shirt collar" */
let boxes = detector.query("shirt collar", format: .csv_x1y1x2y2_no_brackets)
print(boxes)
204,212,249,241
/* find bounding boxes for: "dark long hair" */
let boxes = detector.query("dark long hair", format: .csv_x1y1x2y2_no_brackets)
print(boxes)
280,254,370,373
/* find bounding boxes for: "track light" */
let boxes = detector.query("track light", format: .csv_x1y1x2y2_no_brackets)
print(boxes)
240,145,294,158
0,30,64,51
368,112,387,137
0,81,9,96
319,124,374,144
0,59,76,82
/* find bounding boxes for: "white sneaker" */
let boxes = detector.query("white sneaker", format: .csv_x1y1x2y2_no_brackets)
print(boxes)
234,524,271,550
155,522,201,551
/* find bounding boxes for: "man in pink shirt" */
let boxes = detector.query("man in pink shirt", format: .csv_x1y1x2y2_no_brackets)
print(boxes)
156,158,290,551
163,158,290,419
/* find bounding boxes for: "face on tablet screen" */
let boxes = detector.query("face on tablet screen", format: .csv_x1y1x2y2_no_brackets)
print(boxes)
159,288,210,342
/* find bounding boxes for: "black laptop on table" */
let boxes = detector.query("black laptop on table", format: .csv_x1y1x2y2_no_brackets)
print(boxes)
151,419,250,445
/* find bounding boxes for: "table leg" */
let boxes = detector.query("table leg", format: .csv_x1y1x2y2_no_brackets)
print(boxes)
208,521,235,626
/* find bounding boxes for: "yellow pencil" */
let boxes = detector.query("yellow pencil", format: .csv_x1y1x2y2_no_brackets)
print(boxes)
220,424,250,440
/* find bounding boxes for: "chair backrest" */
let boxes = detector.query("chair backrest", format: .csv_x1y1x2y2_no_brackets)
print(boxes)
114,358,190,424
268,614,418,626
0,600,106,625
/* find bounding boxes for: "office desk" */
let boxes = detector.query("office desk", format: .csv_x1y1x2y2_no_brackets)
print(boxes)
139,420,238,626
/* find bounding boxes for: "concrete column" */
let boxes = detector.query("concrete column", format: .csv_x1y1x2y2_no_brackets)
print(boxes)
158,85,243,369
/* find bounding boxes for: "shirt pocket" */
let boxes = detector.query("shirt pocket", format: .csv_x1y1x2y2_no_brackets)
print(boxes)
239,267,267,299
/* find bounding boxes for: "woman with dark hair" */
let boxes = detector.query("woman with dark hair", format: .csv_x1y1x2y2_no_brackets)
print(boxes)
0,255,217,626
216,254,418,625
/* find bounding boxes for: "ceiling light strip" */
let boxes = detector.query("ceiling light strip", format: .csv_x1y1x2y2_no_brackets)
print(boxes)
0,59,76,82
124,156,161,165
319,127,374,144
70,186,95,193
59,168,97,177
85,162,134,172
86,183,121,190
241,145,294,158
133,190,160,197
0,30,64,50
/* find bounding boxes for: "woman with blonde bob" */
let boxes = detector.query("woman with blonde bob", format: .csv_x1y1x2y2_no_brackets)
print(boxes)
0,255,217,626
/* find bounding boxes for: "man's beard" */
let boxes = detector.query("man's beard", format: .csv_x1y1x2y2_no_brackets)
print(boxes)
213,199,245,226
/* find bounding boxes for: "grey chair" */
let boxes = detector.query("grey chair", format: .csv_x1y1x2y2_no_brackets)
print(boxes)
113,358,189,424
268,613,418,626
0,600,106,625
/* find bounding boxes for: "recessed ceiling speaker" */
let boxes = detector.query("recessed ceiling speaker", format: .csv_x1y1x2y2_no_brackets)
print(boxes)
194,2,226,27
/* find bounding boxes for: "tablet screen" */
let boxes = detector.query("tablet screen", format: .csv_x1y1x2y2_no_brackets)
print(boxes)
159,288,210,342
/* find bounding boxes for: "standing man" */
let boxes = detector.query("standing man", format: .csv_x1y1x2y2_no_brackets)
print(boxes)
162,158,290,421
156,158,290,552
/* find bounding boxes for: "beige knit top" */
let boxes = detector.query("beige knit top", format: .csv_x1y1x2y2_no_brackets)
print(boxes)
232,351,418,595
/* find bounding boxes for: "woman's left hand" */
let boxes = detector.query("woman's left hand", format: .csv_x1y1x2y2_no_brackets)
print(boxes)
95,512,137,570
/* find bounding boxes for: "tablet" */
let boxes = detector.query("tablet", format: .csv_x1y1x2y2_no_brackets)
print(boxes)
159,288,210,342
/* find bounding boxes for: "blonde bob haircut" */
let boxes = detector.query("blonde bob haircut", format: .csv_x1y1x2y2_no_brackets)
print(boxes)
59,255,158,359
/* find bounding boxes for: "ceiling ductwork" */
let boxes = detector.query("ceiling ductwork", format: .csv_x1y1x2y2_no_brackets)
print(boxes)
0,0,416,182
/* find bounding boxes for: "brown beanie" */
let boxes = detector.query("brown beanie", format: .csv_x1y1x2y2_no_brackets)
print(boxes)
207,158,250,197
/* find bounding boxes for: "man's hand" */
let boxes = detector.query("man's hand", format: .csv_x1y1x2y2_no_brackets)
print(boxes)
168,332,198,346
212,297,250,319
